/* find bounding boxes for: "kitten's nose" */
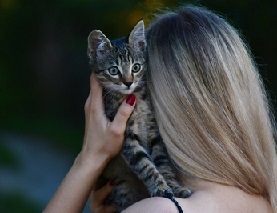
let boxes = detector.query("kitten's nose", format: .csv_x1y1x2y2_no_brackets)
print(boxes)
123,82,133,87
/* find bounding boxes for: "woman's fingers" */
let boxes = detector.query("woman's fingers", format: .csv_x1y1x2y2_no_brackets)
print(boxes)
83,76,136,159
103,205,116,213
111,94,136,134
90,181,113,207
90,205,115,213
90,181,115,212
89,74,104,115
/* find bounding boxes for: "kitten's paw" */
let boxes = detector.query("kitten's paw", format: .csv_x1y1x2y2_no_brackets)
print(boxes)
152,187,173,198
175,188,192,199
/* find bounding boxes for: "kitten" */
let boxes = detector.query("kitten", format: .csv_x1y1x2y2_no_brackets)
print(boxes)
87,20,191,212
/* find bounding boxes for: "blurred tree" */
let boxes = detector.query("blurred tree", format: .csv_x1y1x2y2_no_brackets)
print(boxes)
0,0,276,149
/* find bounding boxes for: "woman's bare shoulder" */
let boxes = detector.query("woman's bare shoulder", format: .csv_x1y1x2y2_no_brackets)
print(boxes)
121,197,186,213
122,182,273,213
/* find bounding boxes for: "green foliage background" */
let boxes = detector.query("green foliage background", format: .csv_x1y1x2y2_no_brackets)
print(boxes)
0,0,276,212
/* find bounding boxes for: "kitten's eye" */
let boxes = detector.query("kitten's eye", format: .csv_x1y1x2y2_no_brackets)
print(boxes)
132,63,141,73
108,66,119,75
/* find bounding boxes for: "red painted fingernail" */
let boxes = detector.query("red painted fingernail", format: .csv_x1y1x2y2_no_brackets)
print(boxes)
126,94,136,106
109,179,116,186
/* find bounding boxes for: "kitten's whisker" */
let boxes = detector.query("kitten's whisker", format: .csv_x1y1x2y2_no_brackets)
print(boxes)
105,90,114,97
103,89,116,98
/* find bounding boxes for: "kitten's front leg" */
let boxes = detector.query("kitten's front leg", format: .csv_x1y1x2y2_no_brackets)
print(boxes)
151,136,192,198
122,134,173,198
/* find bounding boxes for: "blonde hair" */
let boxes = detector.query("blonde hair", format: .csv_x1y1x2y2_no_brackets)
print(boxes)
146,6,277,211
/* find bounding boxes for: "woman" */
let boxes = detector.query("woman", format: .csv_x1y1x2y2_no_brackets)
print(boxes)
44,6,277,213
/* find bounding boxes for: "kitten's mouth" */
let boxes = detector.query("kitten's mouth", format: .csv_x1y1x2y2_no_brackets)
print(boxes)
119,83,136,94
120,89,134,95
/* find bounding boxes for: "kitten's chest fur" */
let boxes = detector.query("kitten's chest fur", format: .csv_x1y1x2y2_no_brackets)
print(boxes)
104,88,153,150
101,88,155,201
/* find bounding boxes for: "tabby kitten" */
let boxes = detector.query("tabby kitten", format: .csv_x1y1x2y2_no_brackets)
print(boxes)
87,20,191,212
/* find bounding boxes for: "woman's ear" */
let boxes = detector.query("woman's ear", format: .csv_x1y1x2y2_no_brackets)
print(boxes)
128,20,146,52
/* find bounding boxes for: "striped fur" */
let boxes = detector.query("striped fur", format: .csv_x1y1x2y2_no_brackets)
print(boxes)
88,21,190,212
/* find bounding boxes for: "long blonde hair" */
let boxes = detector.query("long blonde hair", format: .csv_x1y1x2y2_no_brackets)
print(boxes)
147,6,277,211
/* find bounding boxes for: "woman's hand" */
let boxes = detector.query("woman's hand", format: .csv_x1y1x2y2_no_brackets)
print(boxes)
43,74,136,213
79,74,136,168
89,181,116,213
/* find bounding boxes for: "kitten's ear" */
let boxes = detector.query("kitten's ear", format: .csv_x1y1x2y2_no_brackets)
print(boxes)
88,30,112,59
129,20,146,52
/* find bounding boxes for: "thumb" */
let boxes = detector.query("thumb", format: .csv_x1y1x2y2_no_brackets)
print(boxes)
111,94,136,133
